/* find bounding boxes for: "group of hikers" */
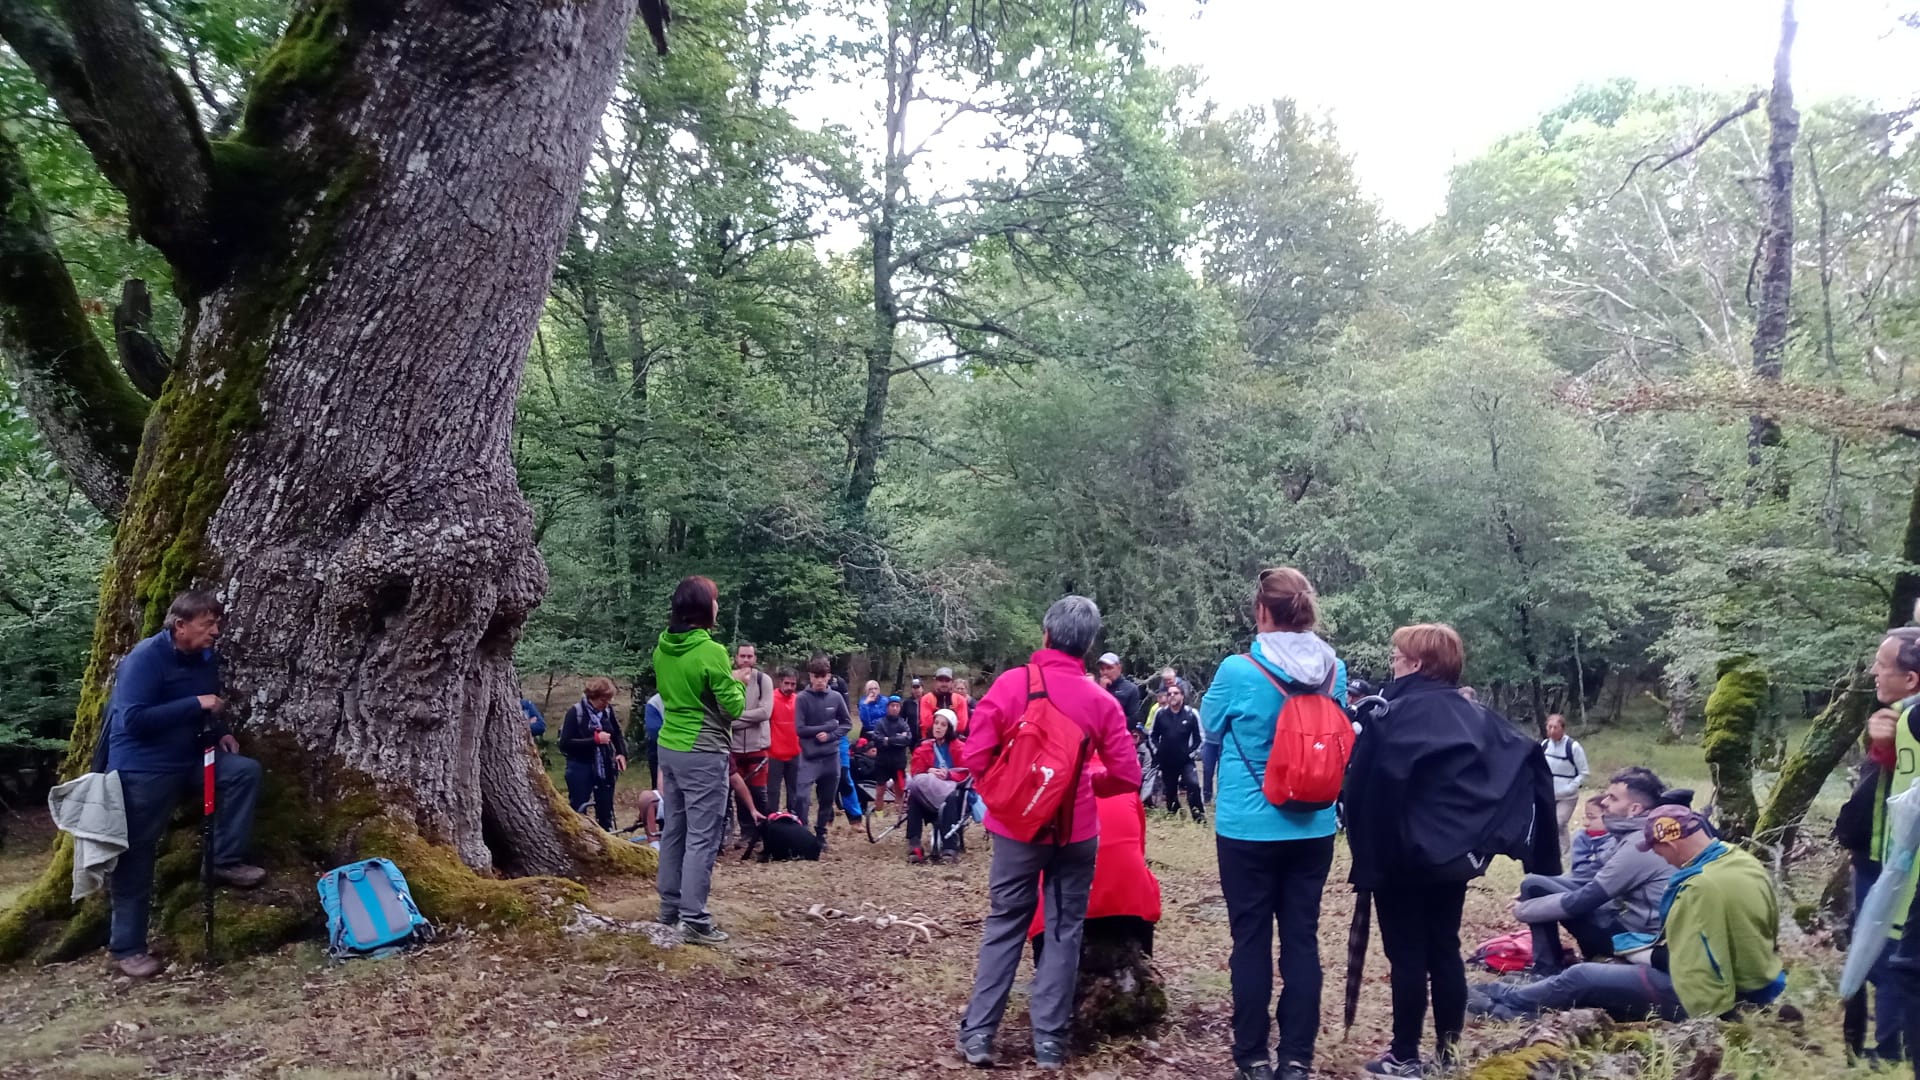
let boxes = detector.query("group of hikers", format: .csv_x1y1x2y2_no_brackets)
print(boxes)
77,581,1920,1080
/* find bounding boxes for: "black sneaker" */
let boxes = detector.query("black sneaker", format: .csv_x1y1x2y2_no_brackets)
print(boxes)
1034,1039,1067,1071
956,1032,994,1068
1362,1052,1422,1078
681,920,730,946
1232,1064,1275,1080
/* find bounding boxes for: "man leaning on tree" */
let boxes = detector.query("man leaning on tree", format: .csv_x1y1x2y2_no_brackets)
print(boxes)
104,590,266,979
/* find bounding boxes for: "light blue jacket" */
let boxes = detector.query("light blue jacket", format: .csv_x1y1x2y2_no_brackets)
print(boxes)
1201,640,1345,843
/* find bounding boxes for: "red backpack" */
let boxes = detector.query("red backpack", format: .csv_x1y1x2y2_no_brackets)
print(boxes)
1239,655,1352,811
974,666,1092,843
1470,931,1534,974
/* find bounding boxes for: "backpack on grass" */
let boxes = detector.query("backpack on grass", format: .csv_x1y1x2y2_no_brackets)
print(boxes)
1469,930,1533,974
974,666,1091,843
1240,655,1351,812
318,858,434,959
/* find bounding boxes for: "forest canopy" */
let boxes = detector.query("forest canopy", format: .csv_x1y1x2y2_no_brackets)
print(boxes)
1,0,1916,796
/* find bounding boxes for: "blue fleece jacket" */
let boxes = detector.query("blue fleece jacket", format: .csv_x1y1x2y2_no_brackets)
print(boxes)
1201,639,1345,843
105,630,224,775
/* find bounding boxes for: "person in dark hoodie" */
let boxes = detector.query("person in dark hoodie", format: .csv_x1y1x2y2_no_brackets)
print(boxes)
1344,623,1559,1078
871,695,915,813
1149,681,1205,822
794,655,852,849
558,676,628,830
1510,767,1676,977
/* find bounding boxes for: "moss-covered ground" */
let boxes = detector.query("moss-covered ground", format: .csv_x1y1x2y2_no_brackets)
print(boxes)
0,718,1881,1077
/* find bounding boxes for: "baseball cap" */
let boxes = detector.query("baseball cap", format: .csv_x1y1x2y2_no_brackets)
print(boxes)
887,694,901,704
1638,805,1709,850
935,667,954,678
911,677,922,686
1097,652,1121,667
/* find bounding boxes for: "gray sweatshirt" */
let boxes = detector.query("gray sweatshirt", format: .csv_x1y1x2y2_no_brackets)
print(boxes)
730,670,774,754
1513,814,1674,935
793,688,851,761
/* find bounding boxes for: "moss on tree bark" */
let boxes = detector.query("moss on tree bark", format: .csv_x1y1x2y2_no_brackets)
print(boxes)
1703,658,1768,842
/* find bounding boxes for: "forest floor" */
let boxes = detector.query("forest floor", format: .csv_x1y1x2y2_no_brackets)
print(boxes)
0,721,1873,1079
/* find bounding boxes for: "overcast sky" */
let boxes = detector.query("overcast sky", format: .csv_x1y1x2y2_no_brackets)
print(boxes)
1140,0,1920,223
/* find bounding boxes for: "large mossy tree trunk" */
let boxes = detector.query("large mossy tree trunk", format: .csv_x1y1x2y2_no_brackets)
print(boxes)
1754,674,1873,852
1703,658,1767,842
0,0,647,963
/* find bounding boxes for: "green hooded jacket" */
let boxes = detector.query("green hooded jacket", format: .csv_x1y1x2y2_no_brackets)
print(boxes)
652,628,744,754
1661,841,1783,1018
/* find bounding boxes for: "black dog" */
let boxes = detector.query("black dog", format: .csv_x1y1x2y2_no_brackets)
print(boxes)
756,812,822,862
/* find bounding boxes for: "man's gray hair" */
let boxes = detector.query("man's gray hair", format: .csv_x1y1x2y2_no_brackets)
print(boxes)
1042,595,1102,659
164,590,224,629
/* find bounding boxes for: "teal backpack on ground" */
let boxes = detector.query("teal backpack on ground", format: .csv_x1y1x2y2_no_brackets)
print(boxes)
318,858,434,959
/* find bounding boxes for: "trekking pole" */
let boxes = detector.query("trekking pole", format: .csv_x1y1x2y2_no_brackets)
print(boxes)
201,719,217,967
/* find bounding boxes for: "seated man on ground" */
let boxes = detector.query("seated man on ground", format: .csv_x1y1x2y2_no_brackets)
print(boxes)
1474,805,1785,1023
1511,767,1674,975
104,591,267,979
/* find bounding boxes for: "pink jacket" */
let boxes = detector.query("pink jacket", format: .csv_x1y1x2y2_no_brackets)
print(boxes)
962,649,1142,844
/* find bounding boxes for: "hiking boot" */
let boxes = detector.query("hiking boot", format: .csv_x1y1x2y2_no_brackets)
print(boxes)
937,849,960,866
1232,1064,1275,1080
1034,1039,1067,1071
1361,1052,1423,1078
114,953,163,979
680,920,729,946
956,1032,994,1068
908,846,927,865
1279,1062,1311,1080
212,863,267,888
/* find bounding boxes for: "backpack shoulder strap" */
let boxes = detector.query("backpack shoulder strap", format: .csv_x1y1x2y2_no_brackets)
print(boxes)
1027,664,1045,701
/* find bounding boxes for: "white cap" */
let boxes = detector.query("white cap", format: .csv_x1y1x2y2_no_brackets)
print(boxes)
1097,652,1121,667
935,667,954,678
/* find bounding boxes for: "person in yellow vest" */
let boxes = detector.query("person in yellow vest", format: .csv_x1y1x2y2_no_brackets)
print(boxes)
1863,627,1920,1074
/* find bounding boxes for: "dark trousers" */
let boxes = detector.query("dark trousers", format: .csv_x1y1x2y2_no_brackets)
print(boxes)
1495,962,1683,1020
767,756,801,814
565,760,616,830
1201,741,1220,803
1374,881,1469,1063
1519,876,1623,972
907,788,965,852
1218,834,1335,1069
109,755,262,959
1852,863,1908,1061
1158,756,1203,818
644,736,660,790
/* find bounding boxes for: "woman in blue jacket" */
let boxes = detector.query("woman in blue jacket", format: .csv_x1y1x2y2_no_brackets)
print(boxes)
1200,567,1346,1080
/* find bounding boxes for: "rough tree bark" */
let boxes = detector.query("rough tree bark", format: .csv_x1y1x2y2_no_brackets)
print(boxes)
1703,658,1766,843
0,0,647,962
1745,0,1797,502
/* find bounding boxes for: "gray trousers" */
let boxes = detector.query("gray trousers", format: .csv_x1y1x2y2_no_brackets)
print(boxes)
795,755,839,836
960,834,1099,1045
766,756,802,815
655,747,728,926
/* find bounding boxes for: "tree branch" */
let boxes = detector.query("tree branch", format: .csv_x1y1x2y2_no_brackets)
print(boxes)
0,125,146,517
1610,90,1764,199
0,0,216,271
112,278,171,398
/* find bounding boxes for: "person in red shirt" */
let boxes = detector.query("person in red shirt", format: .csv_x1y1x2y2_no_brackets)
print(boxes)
765,668,802,814
919,666,971,737
954,596,1141,1072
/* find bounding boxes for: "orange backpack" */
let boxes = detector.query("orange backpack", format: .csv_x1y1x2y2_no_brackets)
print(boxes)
974,666,1092,843
1236,655,1352,811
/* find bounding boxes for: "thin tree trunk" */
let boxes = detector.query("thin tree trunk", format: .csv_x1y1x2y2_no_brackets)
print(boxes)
1746,0,1798,502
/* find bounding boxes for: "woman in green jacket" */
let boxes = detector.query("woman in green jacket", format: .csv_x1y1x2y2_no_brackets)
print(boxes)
652,575,745,945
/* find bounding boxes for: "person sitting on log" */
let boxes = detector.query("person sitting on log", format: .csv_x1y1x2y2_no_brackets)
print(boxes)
1472,805,1785,1023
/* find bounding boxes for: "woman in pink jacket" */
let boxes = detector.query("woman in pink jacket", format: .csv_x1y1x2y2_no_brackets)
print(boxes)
954,595,1142,1073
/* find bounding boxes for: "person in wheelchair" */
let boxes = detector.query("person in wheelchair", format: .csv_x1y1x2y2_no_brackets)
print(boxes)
906,709,973,864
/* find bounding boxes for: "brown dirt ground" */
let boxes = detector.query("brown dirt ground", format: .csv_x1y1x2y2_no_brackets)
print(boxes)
0,803,1865,1079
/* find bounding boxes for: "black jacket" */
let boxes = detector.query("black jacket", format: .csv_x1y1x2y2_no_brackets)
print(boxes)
558,700,627,770
1345,673,1560,889
1107,677,1144,730
1150,706,1202,764
871,711,915,752
1837,760,1883,868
